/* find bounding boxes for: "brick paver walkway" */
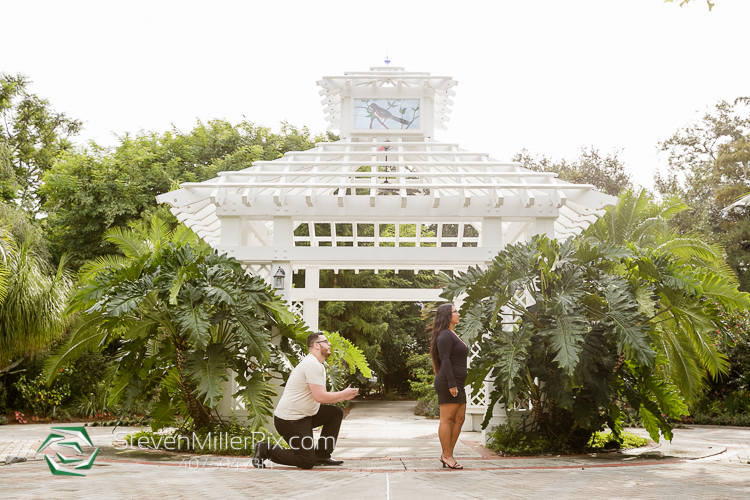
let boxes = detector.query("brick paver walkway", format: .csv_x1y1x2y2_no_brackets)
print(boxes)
2,401,749,499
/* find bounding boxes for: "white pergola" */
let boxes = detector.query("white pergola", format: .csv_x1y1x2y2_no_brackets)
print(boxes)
156,66,616,430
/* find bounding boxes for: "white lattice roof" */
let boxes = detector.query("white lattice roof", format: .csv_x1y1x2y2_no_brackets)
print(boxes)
157,137,615,252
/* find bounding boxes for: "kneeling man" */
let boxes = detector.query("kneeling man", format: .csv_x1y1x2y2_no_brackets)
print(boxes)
254,332,358,469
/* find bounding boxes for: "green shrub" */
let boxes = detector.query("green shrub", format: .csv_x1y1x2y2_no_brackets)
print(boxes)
408,367,435,400
486,423,649,456
587,431,649,449
486,423,570,455
13,373,70,416
59,350,114,405
385,390,400,401
409,366,439,417
71,379,110,418
622,407,643,427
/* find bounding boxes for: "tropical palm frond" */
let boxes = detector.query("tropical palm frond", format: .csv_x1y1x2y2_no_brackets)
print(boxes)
325,331,372,379
642,374,688,422
0,226,14,305
236,371,276,432
601,285,655,367
77,254,131,283
630,217,668,247
42,311,110,385
171,224,200,246
150,389,178,430
455,301,490,345
697,271,750,310
657,237,733,276
541,315,588,376
147,216,172,252
262,298,297,326
186,344,229,408
653,196,690,221
491,327,533,404
687,326,728,380
105,226,149,260
652,323,706,402
440,265,487,301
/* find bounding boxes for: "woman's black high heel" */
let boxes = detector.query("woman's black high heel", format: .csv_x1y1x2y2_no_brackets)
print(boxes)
439,455,463,469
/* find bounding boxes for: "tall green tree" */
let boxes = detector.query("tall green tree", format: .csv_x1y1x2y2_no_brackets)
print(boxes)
514,147,633,196
655,98,750,234
41,120,333,267
655,98,750,290
0,202,51,262
0,234,73,374
44,218,301,431
0,73,81,216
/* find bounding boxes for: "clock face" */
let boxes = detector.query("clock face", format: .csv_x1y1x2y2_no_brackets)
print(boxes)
354,99,420,130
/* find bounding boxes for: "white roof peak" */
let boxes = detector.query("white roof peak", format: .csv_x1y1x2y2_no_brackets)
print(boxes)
367,66,407,72
318,67,458,136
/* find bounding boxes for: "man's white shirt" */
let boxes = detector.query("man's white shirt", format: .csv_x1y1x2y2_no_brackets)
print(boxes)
274,354,326,420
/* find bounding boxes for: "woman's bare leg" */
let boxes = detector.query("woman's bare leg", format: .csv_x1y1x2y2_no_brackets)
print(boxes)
448,403,467,458
438,403,461,466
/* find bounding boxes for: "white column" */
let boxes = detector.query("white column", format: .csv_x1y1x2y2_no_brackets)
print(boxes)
271,216,293,300
482,217,503,250
218,216,245,420
304,267,320,332
266,216,295,431
535,217,556,239
473,217,503,431
219,216,242,246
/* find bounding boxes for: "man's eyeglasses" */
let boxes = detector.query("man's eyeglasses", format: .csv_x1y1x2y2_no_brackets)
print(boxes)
315,339,331,345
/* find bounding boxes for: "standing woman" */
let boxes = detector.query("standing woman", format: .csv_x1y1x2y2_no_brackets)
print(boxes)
430,302,468,469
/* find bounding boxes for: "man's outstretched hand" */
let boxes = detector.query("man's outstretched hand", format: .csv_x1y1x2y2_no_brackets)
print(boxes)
310,384,360,404
342,385,359,400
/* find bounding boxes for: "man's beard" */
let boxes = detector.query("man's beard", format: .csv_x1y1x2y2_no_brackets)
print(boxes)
321,349,331,359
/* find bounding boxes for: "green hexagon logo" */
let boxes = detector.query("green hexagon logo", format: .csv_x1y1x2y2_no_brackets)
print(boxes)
37,426,99,477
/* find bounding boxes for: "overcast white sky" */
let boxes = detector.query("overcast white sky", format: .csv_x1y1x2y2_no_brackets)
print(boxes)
4,0,749,190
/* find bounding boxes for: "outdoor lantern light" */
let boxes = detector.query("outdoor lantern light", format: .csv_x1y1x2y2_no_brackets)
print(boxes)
273,267,286,290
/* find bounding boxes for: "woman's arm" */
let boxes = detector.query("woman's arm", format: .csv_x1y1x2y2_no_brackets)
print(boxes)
437,331,457,389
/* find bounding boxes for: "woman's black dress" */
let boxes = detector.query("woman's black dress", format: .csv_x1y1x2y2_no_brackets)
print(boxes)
433,329,469,405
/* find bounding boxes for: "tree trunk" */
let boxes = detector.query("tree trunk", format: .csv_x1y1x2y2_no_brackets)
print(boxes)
174,344,213,430
612,351,626,374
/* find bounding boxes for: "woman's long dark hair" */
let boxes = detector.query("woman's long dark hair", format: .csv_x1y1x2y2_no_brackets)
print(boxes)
430,303,455,375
